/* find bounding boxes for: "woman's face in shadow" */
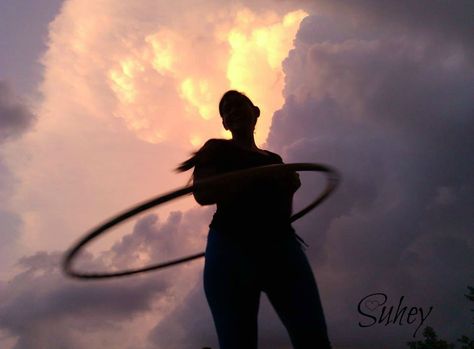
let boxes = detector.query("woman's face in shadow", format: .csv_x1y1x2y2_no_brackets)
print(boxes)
221,96,258,134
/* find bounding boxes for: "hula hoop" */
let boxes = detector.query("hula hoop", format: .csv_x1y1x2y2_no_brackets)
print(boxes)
62,163,340,279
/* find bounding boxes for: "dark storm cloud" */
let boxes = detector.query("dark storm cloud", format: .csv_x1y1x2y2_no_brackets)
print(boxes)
0,159,22,249
266,7,474,348
0,81,37,274
0,207,213,348
311,0,474,60
0,81,36,143
148,280,217,349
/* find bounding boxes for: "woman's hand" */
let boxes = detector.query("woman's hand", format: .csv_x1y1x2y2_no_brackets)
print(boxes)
273,170,301,194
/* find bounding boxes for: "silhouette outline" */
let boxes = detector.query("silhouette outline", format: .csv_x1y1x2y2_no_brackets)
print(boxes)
177,90,332,349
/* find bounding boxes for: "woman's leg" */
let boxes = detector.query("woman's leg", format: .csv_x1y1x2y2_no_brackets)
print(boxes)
204,229,261,349
262,237,332,349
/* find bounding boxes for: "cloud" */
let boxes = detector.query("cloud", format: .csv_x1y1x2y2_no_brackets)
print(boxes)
267,8,474,348
0,81,36,143
147,281,216,349
0,81,36,279
40,0,307,147
0,206,213,348
312,0,474,60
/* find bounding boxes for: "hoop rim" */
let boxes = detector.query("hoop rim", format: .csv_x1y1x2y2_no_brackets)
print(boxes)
62,163,340,279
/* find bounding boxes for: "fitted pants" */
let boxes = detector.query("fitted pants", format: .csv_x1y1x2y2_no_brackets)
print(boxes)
203,228,332,349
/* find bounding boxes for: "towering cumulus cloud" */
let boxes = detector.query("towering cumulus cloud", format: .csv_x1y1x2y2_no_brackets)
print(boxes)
41,0,306,146
267,1,474,347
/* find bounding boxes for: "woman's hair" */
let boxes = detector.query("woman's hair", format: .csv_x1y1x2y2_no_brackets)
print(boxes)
218,90,259,117
176,90,255,173
175,150,199,173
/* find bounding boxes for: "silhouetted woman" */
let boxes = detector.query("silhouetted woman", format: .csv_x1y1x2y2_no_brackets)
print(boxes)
177,90,331,349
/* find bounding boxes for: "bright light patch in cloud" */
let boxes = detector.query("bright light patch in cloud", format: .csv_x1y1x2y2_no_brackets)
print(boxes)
179,78,214,120
226,9,307,144
146,29,179,75
108,59,145,104
99,5,307,147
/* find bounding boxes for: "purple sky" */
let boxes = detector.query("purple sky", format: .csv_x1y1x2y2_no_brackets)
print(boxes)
0,0,64,95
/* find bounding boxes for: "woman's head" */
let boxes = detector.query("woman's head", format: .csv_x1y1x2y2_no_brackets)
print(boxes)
219,90,259,117
218,90,260,133
176,90,261,174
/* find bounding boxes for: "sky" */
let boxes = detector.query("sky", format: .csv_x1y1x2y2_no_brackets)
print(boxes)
0,1,473,348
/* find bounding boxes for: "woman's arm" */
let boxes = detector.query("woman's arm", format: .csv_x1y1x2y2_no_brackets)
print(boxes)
269,153,301,194
192,163,220,205
278,171,301,194
193,166,300,205
192,163,258,205
191,140,243,205
191,141,300,205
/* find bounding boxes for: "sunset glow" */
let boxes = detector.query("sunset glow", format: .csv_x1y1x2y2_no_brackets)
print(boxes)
226,9,307,144
103,7,307,147
180,78,214,120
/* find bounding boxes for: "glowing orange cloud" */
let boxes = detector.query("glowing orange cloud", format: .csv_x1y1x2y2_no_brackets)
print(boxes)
104,7,307,147
224,9,307,143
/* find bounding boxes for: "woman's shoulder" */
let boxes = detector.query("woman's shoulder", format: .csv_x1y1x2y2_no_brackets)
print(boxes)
199,138,231,153
195,138,230,164
199,139,284,163
201,138,229,148
262,149,283,163
177,139,230,172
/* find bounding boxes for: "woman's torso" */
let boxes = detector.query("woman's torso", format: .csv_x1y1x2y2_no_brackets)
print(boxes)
194,139,295,244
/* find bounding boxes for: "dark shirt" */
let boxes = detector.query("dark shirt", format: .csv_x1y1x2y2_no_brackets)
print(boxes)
193,138,296,243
